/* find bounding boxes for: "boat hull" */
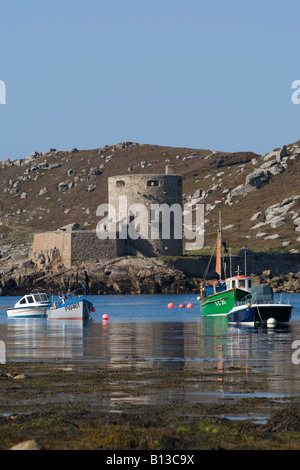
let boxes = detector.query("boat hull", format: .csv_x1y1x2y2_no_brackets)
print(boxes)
200,288,249,316
7,307,47,318
227,304,292,324
47,299,92,320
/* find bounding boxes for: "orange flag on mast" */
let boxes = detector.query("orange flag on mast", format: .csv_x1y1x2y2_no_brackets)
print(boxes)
215,232,221,277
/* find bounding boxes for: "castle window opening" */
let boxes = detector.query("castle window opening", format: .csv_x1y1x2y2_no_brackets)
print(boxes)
147,180,159,187
116,180,125,187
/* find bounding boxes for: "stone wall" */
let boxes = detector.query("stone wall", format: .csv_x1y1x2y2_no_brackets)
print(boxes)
33,231,125,268
33,232,72,267
71,231,124,265
166,251,300,278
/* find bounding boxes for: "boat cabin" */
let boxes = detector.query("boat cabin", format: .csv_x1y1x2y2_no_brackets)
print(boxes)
225,275,252,292
15,293,51,308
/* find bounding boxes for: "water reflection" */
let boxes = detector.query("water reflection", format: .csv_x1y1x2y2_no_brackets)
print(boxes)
0,316,297,365
0,308,299,404
4,319,90,359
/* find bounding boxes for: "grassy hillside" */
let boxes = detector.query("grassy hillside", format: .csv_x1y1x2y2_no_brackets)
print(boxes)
0,140,299,260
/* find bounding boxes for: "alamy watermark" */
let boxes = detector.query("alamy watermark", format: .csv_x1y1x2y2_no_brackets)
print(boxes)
0,340,6,364
291,340,300,364
96,197,205,251
291,80,300,105
0,80,6,104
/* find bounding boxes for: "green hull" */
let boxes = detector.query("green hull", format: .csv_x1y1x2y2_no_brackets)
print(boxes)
200,288,249,317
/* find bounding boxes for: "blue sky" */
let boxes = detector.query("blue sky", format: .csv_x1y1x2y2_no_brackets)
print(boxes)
0,0,299,160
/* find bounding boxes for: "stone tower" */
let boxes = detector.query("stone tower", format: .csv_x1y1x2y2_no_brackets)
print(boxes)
108,171,183,257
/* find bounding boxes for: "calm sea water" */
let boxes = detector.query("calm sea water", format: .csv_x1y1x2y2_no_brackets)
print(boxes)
0,293,300,408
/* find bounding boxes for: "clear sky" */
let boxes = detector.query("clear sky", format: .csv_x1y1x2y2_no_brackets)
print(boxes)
0,0,300,161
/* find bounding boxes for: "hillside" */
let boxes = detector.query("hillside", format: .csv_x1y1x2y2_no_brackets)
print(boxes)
0,139,300,262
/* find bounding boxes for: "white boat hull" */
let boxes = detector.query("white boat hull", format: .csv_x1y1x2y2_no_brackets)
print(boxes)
7,307,47,318
47,299,92,320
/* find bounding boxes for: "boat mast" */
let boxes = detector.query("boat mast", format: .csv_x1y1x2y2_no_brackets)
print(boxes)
215,212,222,279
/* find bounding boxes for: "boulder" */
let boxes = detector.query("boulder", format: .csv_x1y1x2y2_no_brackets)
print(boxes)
58,182,68,191
2,158,11,167
268,163,285,175
293,217,300,226
115,141,139,149
10,439,42,450
38,188,48,196
278,145,288,159
250,211,262,221
270,217,286,229
230,184,247,196
57,223,79,232
87,184,96,192
48,162,61,170
245,169,269,189
192,189,205,199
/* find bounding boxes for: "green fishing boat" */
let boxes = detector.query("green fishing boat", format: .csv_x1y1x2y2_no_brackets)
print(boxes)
198,217,252,317
199,276,252,316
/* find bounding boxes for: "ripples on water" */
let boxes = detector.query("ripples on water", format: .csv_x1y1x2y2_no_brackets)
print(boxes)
0,293,300,406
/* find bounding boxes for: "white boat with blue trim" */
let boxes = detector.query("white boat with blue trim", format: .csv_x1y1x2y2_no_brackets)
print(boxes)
46,292,94,320
7,293,51,318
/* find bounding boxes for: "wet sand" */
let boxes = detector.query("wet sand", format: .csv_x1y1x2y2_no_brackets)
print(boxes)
0,361,300,450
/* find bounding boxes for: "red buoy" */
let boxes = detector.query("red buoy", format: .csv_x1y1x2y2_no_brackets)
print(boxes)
91,307,95,312
187,303,193,308
102,313,109,320
168,303,174,308
179,303,185,308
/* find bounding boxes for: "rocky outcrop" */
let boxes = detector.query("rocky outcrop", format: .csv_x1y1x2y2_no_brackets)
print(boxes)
0,257,200,296
252,271,300,293
0,252,299,296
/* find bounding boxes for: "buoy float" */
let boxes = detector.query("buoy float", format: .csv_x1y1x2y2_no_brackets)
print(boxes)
91,307,95,312
179,303,185,308
168,303,174,308
187,303,193,308
102,314,109,321
267,317,276,327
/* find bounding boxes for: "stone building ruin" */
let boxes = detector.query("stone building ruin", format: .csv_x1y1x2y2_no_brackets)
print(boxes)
32,168,183,267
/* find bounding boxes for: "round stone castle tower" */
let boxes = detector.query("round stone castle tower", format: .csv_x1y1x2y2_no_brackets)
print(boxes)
108,171,183,257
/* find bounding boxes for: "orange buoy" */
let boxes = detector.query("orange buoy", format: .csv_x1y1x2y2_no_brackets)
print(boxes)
168,303,174,308
187,303,193,308
179,303,185,308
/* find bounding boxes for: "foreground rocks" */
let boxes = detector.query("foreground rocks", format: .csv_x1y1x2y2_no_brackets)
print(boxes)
0,361,299,450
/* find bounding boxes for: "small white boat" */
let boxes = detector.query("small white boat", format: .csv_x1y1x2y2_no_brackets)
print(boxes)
7,293,51,318
46,293,94,320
